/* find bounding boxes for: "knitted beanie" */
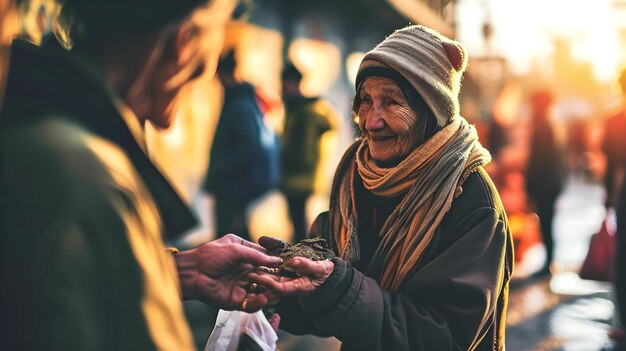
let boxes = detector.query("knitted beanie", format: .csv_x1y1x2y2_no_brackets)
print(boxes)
356,25,468,128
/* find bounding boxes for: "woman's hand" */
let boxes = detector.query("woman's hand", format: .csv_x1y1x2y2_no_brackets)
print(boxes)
251,256,335,296
175,234,282,312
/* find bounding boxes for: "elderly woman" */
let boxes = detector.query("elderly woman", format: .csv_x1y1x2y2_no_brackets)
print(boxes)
254,25,513,351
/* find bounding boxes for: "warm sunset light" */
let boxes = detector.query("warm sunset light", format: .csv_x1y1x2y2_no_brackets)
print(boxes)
457,0,626,82
6,2,626,350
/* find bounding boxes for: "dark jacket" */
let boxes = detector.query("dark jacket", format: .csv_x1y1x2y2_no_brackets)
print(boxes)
525,112,563,205
277,162,513,350
602,111,626,207
616,171,626,328
204,82,279,203
1,40,196,350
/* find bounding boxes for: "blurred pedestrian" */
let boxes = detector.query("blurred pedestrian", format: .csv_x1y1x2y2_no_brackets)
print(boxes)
602,69,626,209
280,62,339,243
0,1,281,350
253,25,513,351
203,49,280,241
525,90,564,276
608,69,626,351
613,172,626,350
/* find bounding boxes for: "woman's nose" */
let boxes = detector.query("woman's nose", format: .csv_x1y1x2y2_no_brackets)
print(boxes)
365,108,385,131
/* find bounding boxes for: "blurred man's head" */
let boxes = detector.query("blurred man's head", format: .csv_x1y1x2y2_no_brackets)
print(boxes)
55,0,234,129
530,90,553,116
281,62,303,101
216,49,238,86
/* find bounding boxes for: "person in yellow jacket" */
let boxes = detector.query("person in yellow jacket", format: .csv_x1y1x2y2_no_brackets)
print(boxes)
280,63,340,243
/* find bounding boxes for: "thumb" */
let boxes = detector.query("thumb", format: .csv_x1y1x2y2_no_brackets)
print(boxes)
287,257,334,278
258,236,290,251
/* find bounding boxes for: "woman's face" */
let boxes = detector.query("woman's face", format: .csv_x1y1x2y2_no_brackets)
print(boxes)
357,77,420,165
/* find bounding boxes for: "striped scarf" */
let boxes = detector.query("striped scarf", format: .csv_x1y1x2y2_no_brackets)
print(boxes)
329,117,491,291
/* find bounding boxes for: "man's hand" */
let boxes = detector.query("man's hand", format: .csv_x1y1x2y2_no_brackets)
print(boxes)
175,234,281,312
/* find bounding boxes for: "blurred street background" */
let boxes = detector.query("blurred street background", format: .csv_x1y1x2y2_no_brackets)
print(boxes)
14,0,626,350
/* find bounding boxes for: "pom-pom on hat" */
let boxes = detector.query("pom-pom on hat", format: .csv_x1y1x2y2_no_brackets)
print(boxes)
356,25,468,128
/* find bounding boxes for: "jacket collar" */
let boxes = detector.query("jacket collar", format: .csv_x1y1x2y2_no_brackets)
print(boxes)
1,39,197,240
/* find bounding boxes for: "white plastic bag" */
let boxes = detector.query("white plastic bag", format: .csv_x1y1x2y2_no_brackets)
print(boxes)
205,310,277,351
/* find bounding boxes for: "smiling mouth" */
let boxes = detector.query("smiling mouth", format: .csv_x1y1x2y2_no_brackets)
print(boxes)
369,135,395,142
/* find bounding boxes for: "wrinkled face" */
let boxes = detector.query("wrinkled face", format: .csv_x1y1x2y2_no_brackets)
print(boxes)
357,77,420,165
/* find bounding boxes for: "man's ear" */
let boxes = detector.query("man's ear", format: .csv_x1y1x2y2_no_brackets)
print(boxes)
159,23,205,89
173,23,198,66
156,26,179,67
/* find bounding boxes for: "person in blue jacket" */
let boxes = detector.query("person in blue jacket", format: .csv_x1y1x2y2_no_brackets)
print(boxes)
203,49,280,241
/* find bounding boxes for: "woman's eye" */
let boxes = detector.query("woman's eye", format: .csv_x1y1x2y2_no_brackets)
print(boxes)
384,99,398,106
361,97,372,105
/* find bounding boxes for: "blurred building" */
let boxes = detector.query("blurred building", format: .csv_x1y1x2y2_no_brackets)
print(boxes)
245,0,456,119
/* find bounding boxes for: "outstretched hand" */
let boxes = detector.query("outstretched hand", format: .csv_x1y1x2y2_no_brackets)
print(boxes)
175,234,282,312
253,236,335,296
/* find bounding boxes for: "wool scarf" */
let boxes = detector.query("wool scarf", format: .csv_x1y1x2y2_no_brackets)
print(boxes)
329,117,491,292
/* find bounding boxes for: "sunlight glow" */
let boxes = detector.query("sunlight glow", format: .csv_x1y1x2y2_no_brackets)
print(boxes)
457,0,625,82
288,39,342,97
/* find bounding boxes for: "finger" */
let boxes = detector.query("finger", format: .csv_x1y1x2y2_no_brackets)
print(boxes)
234,245,282,267
287,257,334,277
243,294,270,312
257,266,280,274
249,272,308,295
220,234,268,253
247,282,268,294
258,236,290,251
255,289,279,304
268,313,281,332
238,238,268,253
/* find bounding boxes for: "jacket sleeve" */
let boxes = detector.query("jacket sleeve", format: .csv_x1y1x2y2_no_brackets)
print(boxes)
1,121,194,351
295,207,510,351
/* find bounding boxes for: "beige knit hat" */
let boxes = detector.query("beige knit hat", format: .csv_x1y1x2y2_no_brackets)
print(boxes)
356,25,468,128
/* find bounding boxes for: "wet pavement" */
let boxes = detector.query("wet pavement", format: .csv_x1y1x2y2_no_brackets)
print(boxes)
507,273,615,351
504,174,617,351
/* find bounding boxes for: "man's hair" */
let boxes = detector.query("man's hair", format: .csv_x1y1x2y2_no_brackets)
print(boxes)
54,0,205,52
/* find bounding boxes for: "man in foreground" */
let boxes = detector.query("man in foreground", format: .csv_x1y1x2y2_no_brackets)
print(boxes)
1,0,279,349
